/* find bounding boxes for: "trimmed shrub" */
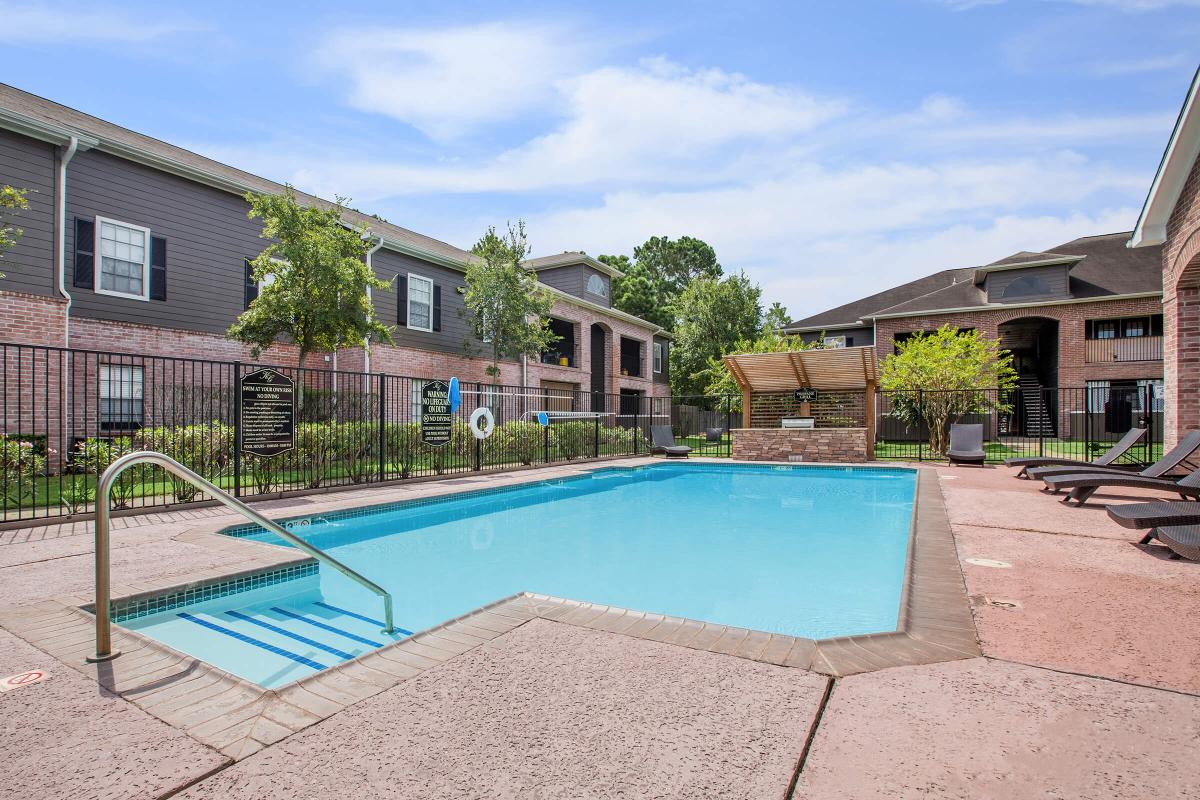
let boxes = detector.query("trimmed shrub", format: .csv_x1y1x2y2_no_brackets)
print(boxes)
0,436,46,508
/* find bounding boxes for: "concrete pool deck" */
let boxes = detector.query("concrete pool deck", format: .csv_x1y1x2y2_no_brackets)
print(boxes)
1,458,1198,797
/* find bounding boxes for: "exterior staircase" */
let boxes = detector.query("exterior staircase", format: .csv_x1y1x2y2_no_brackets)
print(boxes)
1017,376,1056,437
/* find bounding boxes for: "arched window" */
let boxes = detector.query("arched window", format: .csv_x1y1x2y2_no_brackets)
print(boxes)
586,274,608,298
1002,275,1051,299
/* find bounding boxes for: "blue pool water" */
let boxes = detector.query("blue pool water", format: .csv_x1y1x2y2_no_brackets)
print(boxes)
121,463,916,687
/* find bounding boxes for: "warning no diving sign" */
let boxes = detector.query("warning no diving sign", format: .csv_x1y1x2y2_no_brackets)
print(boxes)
0,670,48,692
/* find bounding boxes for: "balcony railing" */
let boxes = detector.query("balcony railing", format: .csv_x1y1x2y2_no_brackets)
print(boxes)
1084,335,1163,363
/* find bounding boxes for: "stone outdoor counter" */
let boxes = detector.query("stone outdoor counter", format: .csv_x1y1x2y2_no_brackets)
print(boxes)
731,427,870,463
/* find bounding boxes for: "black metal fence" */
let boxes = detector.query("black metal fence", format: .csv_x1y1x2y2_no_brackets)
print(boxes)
874,385,1164,464
669,395,735,458
0,342,675,524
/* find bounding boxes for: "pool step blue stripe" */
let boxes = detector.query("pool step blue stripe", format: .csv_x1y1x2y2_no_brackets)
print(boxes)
177,612,326,671
312,601,413,635
225,610,356,661
271,606,392,646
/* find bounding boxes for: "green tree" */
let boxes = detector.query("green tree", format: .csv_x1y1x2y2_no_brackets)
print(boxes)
763,301,791,331
634,235,722,297
879,325,1017,455
227,186,392,368
464,221,557,380
0,185,30,278
605,235,723,332
602,255,673,330
701,328,822,399
670,272,762,395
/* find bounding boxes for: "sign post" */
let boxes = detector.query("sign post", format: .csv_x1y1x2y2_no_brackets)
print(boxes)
793,387,818,418
240,368,296,456
421,380,452,447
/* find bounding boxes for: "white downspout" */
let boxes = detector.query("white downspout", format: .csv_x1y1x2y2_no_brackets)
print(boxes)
56,136,79,346
364,234,384,375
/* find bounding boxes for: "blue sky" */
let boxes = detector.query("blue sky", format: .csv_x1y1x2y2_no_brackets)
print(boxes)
4,0,1199,320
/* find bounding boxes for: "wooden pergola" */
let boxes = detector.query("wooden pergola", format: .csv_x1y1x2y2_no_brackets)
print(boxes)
722,346,880,446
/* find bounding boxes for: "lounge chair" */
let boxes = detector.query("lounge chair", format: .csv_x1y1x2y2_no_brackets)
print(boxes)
1027,430,1200,484
947,424,985,466
651,426,691,458
1042,464,1200,506
1005,427,1146,479
1148,525,1200,561
1106,500,1200,530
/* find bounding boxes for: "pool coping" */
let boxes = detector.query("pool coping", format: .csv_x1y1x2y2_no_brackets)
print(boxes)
0,457,978,760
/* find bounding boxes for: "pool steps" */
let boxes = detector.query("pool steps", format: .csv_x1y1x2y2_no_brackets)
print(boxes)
175,599,411,679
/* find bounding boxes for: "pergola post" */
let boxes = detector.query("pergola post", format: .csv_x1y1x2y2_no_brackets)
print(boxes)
742,388,752,429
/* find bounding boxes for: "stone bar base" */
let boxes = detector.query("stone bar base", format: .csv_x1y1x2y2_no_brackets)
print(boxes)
732,427,869,463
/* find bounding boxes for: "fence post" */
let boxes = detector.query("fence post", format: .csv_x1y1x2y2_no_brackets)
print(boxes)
377,373,386,483
594,413,600,459
232,361,242,498
475,437,482,471
632,405,638,455
543,423,550,464
917,389,924,462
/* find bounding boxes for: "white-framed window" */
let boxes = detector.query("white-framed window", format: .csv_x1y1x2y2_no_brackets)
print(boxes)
100,364,144,430
1086,380,1110,412
410,380,427,421
586,273,608,298
1138,379,1165,412
1124,319,1145,338
653,342,663,373
407,273,434,331
1094,321,1117,340
95,217,150,300
823,335,847,348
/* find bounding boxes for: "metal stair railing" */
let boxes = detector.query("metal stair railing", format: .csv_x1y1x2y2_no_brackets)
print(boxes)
87,450,395,663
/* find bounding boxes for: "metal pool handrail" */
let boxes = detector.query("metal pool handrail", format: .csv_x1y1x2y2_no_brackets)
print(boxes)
87,450,395,663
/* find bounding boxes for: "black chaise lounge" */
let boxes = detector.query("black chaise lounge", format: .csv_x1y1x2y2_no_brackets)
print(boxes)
1042,464,1200,506
947,423,985,466
651,426,692,458
1027,430,1200,484
1005,427,1147,479
1106,501,1200,559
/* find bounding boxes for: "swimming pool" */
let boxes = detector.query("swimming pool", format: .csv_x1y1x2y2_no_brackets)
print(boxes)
120,462,917,687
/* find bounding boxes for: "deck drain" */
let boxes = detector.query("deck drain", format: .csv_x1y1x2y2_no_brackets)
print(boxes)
965,557,1012,569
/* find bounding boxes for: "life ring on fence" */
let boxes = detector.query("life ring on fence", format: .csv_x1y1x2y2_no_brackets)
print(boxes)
469,407,495,439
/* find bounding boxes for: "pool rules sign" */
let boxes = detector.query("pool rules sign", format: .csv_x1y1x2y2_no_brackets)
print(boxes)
240,368,295,456
421,380,452,447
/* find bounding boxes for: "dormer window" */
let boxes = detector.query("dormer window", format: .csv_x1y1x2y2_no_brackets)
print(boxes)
1001,274,1052,300
586,274,608,298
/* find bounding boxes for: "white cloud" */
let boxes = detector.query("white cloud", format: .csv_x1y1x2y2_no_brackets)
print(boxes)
316,21,592,140
1086,54,1190,75
1,3,199,43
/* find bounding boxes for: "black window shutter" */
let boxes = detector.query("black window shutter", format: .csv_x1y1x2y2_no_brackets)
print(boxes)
396,275,407,325
73,218,95,289
243,259,258,309
432,284,442,331
149,236,167,300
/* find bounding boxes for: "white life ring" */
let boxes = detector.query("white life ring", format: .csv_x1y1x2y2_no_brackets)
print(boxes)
469,407,495,439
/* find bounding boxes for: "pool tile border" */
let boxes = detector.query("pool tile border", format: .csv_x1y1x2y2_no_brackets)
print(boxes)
0,457,977,760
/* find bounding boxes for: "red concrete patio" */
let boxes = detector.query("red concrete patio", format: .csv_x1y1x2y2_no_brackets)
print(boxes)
0,459,1197,798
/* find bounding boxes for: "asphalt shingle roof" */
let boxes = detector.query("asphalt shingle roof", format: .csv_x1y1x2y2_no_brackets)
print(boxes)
786,232,1162,329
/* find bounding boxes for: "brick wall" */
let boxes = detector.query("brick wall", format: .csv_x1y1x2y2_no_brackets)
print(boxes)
732,428,869,462
1163,156,1200,447
748,391,866,428
874,296,1165,388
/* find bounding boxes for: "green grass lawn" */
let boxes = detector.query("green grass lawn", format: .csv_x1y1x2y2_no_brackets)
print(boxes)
874,438,1163,464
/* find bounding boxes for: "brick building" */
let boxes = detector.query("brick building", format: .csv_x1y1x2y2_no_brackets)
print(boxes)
1129,66,1200,448
0,84,672,453
783,233,1164,439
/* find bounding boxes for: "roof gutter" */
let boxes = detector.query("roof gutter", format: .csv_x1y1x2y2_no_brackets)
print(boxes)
865,291,1163,321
